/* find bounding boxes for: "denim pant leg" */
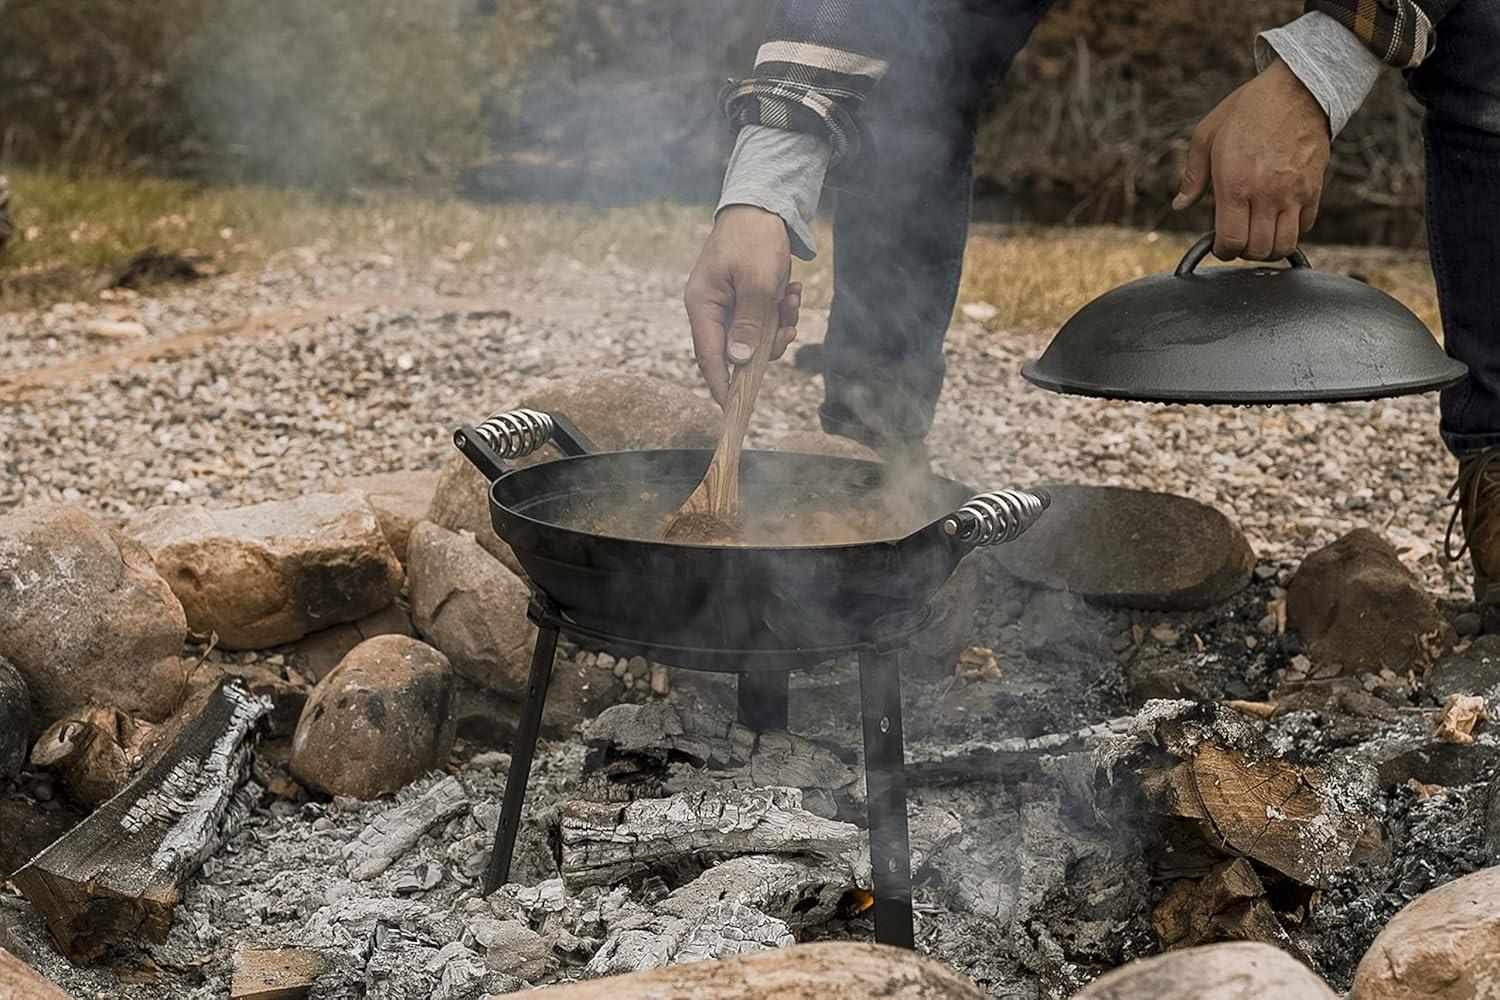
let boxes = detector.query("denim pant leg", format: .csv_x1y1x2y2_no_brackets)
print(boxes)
1407,0,1500,455
821,0,1054,453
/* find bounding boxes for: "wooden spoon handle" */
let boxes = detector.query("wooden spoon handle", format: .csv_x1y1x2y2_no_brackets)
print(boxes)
703,313,779,515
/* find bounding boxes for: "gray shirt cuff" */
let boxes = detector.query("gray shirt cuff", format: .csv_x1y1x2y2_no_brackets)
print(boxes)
717,125,832,260
1256,11,1383,137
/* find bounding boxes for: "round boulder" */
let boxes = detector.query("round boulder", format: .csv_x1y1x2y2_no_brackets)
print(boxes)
1076,942,1336,999
1351,865,1500,1000
0,503,187,722
995,484,1254,610
290,635,456,799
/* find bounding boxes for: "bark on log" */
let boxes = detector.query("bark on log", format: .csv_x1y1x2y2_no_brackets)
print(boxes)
508,942,984,999
11,679,269,964
0,945,72,1000
558,787,866,889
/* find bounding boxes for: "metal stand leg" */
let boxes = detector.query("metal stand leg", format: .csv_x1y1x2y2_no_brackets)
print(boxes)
737,671,790,731
484,623,559,894
858,648,915,948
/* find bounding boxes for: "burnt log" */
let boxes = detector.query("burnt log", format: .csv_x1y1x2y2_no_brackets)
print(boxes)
514,942,984,999
558,787,866,890
11,680,269,964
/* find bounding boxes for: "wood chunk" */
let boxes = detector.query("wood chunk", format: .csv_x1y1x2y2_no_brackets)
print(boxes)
511,942,985,999
231,946,328,999
344,775,470,881
559,787,865,889
11,680,270,964
1153,858,1299,954
1188,744,1369,887
0,945,72,999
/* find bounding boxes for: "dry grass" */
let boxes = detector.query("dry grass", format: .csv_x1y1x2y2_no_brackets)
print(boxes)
2,172,1440,335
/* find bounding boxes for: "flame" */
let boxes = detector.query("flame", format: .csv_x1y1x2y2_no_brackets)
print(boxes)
849,889,875,914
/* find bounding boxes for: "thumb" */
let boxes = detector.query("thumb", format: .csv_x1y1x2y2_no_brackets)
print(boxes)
727,280,778,365
1174,127,1213,211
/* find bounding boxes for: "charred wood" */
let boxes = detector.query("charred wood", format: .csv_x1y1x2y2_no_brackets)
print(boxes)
559,787,866,890
11,680,269,964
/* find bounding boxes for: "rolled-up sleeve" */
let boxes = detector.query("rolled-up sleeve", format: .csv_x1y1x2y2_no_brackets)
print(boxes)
1257,11,1384,136
718,125,832,260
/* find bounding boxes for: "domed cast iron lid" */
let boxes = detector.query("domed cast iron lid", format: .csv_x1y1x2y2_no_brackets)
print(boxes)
1021,232,1468,404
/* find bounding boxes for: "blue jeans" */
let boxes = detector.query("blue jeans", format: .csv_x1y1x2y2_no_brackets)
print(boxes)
821,0,1500,458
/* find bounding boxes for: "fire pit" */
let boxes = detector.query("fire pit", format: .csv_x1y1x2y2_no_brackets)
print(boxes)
452,408,1050,948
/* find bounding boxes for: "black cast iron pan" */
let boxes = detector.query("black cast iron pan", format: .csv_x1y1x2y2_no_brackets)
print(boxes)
453,408,1049,669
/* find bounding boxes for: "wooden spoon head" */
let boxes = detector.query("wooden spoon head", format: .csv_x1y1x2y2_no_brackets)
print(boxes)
661,509,745,544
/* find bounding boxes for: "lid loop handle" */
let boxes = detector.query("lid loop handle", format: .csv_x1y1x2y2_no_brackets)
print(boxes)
1175,231,1311,277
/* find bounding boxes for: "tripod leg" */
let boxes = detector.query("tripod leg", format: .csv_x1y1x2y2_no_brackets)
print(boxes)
484,624,559,894
858,648,914,948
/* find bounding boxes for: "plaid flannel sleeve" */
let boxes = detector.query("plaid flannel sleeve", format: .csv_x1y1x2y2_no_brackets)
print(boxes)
721,0,908,189
1304,0,1459,68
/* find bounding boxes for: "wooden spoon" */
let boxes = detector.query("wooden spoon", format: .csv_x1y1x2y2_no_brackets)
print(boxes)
663,320,778,543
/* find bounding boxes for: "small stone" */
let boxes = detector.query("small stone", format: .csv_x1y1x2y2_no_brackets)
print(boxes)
612,660,628,678
312,817,334,832
627,657,650,679
595,653,616,672
291,635,457,799
1455,611,1484,638
1428,635,1500,702
1253,564,1279,582
650,666,670,696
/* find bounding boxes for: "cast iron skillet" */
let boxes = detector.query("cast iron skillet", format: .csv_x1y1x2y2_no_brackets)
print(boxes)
453,409,1045,669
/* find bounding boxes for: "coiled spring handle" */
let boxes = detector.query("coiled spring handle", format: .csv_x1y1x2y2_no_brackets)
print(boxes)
943,488,1051,546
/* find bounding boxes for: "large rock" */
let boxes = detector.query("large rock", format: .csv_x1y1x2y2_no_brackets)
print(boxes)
290,635,456,799
407,522,534,699
0,503,187,722
131,492,404,650
1351,865,1500,999
429,374,721,569
996,485,1254,610
0,657,29,786
333,470,441,563
1076,942,1336,999
1288,529,1454,674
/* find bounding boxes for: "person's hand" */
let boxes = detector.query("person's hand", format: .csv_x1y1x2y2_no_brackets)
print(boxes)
685,205,802,406
1174,58,1331,262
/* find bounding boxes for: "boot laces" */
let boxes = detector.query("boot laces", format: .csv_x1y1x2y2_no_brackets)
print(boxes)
1446,448,1500,561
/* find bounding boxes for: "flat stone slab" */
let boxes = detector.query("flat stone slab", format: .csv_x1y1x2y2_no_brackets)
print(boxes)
996,485,1254,610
